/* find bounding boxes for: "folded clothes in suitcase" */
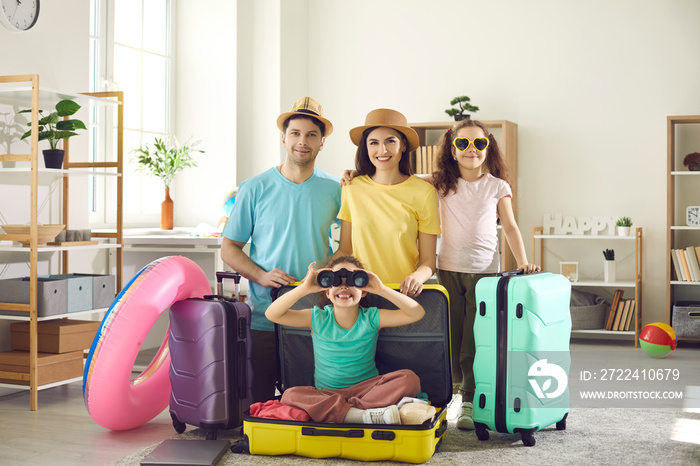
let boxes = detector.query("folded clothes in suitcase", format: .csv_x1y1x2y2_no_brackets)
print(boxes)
168,271,254,440
232,284,452,463
473,271,571,446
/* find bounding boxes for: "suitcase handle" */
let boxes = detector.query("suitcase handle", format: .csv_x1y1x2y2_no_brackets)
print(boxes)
216,271,241,284
203,294,237,303
435,419,448,438
301,427,364,438
498,270,524,277
216,271,241,300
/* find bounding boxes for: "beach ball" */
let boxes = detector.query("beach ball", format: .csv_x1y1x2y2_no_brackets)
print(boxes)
639,322,677,358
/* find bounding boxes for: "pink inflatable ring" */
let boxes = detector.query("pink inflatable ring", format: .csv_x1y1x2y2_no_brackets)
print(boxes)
83,256,211,430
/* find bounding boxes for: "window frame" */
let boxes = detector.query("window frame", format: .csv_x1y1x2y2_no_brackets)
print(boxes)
89,0,175,228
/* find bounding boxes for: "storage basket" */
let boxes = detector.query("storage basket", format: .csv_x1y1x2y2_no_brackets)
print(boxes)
570,289,607,330
672,302,700,338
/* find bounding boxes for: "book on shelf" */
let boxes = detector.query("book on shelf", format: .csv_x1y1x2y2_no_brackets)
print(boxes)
686,246,700,282
612,298,626,331
678,248,692,281
605,289,623,331
414,145,439,174
671,249,683,281
623,299,636,331
684,249,696,281
617,299,632,331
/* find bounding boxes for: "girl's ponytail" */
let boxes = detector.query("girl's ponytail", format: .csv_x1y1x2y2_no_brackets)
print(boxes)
432,126,461,197
483,132,510,186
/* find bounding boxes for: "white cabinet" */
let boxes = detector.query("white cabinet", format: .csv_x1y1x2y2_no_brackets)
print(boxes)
532,227,643,346
0,74,124,410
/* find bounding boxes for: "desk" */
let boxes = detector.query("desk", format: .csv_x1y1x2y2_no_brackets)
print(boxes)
122,228,225,291
122,228,247,351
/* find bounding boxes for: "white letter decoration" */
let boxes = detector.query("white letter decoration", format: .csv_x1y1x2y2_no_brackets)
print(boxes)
543,215,616,235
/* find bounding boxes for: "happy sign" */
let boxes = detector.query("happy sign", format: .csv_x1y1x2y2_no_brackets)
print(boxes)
543,214,616,235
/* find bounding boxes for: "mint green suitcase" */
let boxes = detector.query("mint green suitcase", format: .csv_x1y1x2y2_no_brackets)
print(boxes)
473,271,571,446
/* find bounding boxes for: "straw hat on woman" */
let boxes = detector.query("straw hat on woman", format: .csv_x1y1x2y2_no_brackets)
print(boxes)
334,108,441,296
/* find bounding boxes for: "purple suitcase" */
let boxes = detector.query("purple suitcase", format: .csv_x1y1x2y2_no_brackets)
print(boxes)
168,272,253,439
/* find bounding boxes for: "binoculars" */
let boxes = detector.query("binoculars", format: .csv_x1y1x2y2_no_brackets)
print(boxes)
317,268,369,288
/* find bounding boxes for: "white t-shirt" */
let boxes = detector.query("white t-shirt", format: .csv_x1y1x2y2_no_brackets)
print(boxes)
437,174,512,274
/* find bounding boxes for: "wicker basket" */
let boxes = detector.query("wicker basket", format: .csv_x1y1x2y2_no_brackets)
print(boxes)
570,289,607,330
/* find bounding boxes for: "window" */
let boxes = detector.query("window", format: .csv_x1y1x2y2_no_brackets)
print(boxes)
89,0,173,227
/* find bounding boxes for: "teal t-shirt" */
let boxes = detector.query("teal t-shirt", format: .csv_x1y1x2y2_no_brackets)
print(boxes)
311,305,380,389
223,167,341,331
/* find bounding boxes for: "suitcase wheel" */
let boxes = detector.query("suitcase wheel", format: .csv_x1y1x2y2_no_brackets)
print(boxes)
474,423,489,441
205,429,218,440
556,417,567,430
520,432,536,447
170,413,186,434
230,436,250,454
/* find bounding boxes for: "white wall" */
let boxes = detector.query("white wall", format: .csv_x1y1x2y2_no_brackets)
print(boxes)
174,0,237,227
278,0,699,327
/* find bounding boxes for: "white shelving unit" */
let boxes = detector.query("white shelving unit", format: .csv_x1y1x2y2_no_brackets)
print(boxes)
532,227,643,346
0,74,123,409
666,115,700,342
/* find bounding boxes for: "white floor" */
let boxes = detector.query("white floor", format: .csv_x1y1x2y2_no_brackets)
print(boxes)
0,340,697,466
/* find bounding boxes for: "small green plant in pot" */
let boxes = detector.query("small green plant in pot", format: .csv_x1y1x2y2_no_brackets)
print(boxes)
445,95,480,121
131,136,204,229
615,216,633,236
19,99,87,169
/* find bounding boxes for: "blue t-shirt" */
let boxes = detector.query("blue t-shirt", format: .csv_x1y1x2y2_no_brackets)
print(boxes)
311,305,380,389
223,167,341,331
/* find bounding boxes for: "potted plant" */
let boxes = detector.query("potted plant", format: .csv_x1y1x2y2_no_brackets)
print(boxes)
615,216,633,236
683,152,700,171
445,96,480,121
131,136,204,229
19,99,87,169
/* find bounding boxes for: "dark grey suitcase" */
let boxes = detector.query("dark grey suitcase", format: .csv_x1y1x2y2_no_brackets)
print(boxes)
168,272,253,439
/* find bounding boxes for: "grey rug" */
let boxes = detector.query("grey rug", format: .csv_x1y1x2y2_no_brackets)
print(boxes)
110,408,700,465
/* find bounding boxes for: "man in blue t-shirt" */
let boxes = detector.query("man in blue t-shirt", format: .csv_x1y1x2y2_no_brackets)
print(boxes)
222,97,341,402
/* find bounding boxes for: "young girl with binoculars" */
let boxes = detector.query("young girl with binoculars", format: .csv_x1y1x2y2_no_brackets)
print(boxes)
265,255,432,425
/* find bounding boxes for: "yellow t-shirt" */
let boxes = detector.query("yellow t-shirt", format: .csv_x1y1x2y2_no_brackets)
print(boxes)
338,175,441,283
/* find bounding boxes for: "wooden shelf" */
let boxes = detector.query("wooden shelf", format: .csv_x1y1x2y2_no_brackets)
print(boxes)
533,234,636,240
0,376,83,391
0,167,121,176
0,308,109,322
667,115,700,342
0,242,121,253
532,226,643,347
571,329,636,341
0,74,124,410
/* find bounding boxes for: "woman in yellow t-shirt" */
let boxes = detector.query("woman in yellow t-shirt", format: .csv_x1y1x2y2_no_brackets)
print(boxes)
336,109,441,296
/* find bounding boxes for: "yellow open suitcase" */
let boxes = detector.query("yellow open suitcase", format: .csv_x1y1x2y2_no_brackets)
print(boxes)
231,284,452,463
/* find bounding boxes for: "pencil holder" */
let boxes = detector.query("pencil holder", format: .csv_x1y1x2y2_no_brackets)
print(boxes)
604,260,616,283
